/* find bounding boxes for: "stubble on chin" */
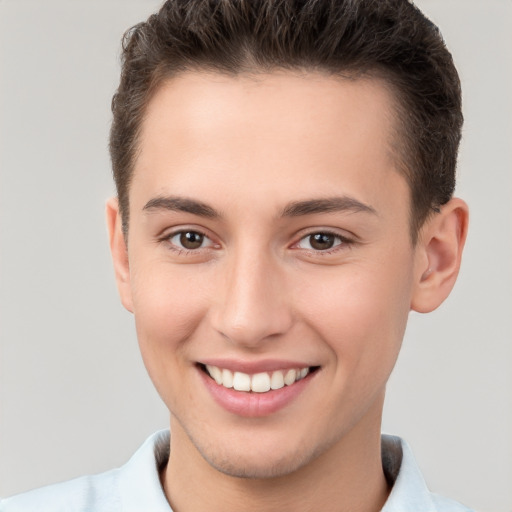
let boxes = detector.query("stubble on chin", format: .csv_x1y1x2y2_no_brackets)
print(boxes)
173,413,343,480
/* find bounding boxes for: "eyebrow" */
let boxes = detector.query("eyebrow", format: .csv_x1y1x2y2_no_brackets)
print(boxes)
143,196,220,218
142,194,376,220
280,196,377,217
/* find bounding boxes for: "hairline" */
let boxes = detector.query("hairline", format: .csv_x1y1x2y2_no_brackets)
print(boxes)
120,65,430,246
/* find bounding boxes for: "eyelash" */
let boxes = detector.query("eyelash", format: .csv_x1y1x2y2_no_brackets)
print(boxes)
158,229,216,255
292,230,353,255
159,228,353,257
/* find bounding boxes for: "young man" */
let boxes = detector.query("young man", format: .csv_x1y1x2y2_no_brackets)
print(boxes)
2,0,472,511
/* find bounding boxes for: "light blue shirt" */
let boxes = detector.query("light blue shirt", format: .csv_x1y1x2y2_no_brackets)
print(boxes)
1,431,474,511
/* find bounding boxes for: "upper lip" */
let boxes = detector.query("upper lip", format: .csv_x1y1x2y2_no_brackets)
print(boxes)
198,358,316,374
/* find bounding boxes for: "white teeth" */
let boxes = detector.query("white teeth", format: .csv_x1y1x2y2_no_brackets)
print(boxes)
233,372,251,391
222,368,234,388
283,369,297,386
205,365,311,393
270,370,285,390
251,372,271,393
206,365,222,385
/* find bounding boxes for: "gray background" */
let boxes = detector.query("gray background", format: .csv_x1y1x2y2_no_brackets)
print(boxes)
0,1,511,511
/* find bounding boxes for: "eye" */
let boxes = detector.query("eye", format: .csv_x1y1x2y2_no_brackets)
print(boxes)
168,230,214,250
296,232,345,251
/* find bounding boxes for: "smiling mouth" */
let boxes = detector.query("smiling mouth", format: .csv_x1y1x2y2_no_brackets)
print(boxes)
199,364,319,393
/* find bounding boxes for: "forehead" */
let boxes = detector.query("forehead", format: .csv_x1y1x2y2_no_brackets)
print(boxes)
132,70,407,219
139,70,397,156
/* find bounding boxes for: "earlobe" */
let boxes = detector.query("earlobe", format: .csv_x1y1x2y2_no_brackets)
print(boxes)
411,198,469,313
106,197,134,313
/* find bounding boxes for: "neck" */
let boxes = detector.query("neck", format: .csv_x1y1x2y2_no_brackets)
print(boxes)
163,404,389,512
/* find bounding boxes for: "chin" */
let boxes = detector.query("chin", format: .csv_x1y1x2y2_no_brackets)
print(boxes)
188,425,337,480
200,446,312,479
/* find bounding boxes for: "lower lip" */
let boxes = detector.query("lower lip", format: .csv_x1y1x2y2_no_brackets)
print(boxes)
199,368,315,417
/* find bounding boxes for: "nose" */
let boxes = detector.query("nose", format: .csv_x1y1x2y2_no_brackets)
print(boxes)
210,248,293,348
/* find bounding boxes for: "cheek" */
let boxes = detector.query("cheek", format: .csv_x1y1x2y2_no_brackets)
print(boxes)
129,262,210,377
298,260,413,377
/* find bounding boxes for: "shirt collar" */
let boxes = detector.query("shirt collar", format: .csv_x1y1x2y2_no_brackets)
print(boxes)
118,430,437,512
118,430,172,512
380,434,437,511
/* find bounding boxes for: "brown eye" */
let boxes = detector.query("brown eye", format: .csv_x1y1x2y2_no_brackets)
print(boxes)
296,232,345,251
169,230,209,250
179,231,204,249
309,233,336,250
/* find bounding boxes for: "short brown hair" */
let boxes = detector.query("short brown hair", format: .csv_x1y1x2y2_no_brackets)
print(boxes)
110,0,462,241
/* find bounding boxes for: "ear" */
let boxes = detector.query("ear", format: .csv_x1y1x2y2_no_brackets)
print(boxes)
106,197,134,313
411,198,469,313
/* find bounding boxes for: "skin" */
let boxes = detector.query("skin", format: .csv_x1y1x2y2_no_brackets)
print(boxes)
107,71,468,512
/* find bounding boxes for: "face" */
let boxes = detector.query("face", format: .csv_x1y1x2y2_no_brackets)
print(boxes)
116,71,425,478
